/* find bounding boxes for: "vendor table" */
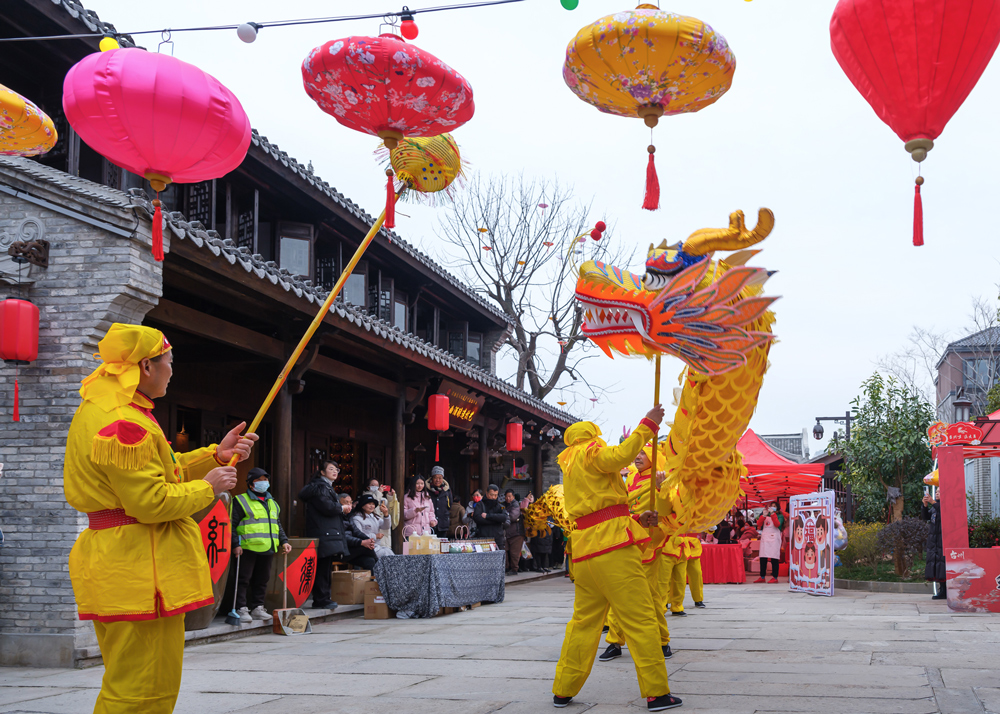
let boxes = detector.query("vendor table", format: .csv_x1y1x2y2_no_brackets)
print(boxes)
373,551,505,618
700,543,745,584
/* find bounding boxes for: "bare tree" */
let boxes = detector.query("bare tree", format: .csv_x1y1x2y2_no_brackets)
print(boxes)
876,326,950,405
439,173,629,402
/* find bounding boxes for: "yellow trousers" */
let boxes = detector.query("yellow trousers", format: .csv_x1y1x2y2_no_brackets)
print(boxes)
606,555,670,645
666,556,704,612
553,545,670,699
661,554,687,613
93,614,185,714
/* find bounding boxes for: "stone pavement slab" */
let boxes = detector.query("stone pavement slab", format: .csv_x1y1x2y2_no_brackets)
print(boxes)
1,576,998,712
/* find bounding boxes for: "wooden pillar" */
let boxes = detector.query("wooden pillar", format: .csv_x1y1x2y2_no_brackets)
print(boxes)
479,422,489,490
275,385,293,534
533,442,543,498
392,385,406,553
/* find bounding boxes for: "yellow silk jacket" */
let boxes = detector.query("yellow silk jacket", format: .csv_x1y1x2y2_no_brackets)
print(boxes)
564,420,658,562
64,392,218,621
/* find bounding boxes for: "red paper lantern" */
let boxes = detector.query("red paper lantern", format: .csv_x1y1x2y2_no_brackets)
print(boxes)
302,34,475,227
830,0,1000,246
506,419,523,452
427,394,450,432
0,298,39,422
63,48,252,260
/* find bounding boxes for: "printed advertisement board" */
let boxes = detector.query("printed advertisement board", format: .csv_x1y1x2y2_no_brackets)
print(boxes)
788,491,835,597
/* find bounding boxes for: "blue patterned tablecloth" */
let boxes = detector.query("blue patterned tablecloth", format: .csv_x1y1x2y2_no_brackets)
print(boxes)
373,551,505,618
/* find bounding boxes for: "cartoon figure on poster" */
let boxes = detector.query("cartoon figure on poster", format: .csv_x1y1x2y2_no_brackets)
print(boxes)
788,491,836,597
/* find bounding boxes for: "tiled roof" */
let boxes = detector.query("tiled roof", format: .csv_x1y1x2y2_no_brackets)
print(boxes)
47,0,138,47
0,154,574,425
947,326,1000,351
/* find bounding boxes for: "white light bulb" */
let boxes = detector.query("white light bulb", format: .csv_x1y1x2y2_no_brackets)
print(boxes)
237,23,258,43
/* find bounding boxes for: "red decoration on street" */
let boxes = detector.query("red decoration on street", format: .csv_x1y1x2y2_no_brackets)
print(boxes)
427,393,450,432
830,0,1000,247
506,419,523,452
400,7,419,40
643,146,659,211
63,48,252,261
0,298,39,422
385,169,396,230
278,540,318,608
196,499,232,584
928,420,984,449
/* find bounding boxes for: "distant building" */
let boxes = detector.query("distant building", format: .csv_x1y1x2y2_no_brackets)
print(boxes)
935,326,1000,422
759,430,810,463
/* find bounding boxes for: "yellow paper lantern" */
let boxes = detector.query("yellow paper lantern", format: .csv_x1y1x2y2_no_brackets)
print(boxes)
0,83,57,157
563,6,736,209
376,132,467,205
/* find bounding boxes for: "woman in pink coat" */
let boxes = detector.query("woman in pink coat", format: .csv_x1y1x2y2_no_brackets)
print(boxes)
403,476,437,536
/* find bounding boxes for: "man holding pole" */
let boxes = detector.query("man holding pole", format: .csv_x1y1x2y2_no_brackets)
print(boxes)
551,405,682,711
64,324,257,713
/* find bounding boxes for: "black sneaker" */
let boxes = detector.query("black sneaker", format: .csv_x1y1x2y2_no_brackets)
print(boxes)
602,624,609,633
553,695,573,708
671,610,687,617
662,644,673,659
647,694,683,710
694,601,706,608
598,643,622,661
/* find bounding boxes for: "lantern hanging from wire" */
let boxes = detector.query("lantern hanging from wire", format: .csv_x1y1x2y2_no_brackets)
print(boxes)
427,393,450,461
375,132,467,206
830,0,1000,247
63,48,252,261
303,34,475,229
0,298,39,421
0,84,57,157
563,6,736,211
506,418,523,452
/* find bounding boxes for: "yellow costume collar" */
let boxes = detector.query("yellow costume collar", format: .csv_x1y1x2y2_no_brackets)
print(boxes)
79,324,171,412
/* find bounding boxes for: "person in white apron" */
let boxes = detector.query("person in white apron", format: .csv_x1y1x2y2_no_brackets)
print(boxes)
754,502,784,583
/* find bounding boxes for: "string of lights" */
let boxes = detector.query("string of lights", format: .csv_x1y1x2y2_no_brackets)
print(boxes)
0,0,526,43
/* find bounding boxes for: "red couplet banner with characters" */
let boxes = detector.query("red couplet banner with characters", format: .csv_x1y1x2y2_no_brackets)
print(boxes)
788,491,835,597
197,498,231,584
278,540,318,608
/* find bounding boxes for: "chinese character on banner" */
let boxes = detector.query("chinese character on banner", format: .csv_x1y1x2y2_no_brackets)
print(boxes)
197,499,231,584
278,540,319,608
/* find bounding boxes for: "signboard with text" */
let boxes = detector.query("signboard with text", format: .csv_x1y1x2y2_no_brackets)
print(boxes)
440,380,485,430
928,421,983,449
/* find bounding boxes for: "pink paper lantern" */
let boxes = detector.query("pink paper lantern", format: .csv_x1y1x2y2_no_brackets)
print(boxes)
63,48,252,260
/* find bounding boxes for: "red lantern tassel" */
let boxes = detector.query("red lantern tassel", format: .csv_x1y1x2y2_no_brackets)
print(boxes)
152,198,164,261
12,378,19,422
913,178,924,247
435,437,440,462
384,171,396,230
642,146,659,211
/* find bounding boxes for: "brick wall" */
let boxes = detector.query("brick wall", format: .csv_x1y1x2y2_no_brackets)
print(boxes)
0,158,161,667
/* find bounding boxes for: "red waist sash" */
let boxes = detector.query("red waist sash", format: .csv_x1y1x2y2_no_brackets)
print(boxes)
576,504,630,530
88,508,140,530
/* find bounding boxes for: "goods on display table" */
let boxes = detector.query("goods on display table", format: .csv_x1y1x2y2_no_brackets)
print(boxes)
405,532,499,555
788,492,835,597
699,543,745,584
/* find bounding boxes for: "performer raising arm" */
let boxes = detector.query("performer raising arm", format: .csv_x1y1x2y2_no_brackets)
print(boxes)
552,405,682,712
64,324,257,714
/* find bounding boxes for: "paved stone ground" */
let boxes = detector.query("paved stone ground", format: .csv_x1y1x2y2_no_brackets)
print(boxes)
1,577,998,713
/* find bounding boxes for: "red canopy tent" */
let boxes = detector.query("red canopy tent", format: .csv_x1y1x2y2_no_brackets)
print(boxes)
736,429,825,506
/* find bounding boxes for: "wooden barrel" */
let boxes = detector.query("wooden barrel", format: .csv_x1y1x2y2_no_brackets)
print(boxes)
264,537,319,612
184,493,233,631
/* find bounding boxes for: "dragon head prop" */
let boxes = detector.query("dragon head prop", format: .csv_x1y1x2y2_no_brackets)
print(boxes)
575,208,778,375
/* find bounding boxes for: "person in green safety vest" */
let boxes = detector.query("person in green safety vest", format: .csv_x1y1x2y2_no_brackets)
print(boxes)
231,467,291,623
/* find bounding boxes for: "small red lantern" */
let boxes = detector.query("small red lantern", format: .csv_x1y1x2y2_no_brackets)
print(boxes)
400,7,419,41
427,394,450,431
506,418,523,452
0,298,40,421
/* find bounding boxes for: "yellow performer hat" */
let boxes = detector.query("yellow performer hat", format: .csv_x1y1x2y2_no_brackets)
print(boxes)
79,324,171,411
558,421,606,471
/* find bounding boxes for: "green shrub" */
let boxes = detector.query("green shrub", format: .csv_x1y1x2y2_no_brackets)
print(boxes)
839,522,882,575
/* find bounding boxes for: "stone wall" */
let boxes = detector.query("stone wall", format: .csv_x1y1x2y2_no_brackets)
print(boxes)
0,157,161,667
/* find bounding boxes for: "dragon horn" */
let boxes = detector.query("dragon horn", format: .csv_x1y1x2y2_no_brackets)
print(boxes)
682,208,775,256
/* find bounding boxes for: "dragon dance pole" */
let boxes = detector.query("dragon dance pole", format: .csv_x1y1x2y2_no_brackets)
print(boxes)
227,197,398,466
648,355,662,515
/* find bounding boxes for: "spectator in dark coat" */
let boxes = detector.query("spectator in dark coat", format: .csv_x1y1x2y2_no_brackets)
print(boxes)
530,526,554,573
298,460,349,609
338,493,377,571
550,524,566,569
922,491,946,600
504,489,524,575
715,519,734,544
427,466,453,539
473,484,507,550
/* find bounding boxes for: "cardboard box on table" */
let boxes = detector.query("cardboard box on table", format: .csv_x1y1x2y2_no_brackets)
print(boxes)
331,570,371,604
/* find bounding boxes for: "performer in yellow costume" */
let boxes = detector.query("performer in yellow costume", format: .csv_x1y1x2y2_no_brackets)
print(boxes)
552,406,682,712
64,324,257,714
662,528,704,615
601,442,673,662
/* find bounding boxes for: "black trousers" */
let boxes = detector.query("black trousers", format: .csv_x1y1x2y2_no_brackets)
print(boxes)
311,555,335,607
347,547,377,571
760,557,780,578
536,552,550,570
235,550,273,610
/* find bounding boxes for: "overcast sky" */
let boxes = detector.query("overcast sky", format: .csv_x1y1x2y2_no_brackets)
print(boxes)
82,0,1000,454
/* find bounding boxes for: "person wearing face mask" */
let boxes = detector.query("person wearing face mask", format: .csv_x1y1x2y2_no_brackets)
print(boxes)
754,502,785,583
231,467,292,623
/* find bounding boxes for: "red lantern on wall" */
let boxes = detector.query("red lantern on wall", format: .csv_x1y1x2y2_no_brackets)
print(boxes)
830,0,1000,247
506,418,523,452
0,298,39,421
427,393,449,461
